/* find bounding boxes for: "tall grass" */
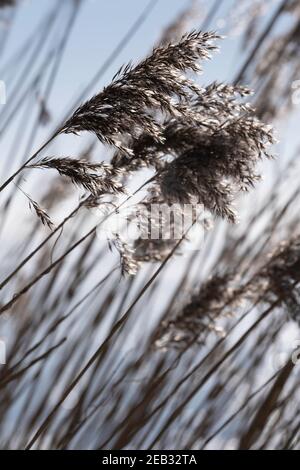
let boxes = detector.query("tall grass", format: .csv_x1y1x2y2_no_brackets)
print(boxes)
0,0,300,450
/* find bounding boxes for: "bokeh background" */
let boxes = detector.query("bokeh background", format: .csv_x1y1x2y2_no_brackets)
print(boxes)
0,0,300,450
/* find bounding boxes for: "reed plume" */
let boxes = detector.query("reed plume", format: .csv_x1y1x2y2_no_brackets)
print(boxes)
0,0,15,8
156,273,241,349
158,112,274,223
60,31,220,154
16,185,54,230
27,197,54,230
1,0,299,451
111,235,140,276
114,82,274,223
26,157,123,197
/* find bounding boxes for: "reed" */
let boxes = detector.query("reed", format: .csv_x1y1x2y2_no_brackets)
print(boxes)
0,0,300,451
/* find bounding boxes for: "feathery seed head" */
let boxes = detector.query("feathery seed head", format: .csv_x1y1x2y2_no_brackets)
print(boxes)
61,31,220,154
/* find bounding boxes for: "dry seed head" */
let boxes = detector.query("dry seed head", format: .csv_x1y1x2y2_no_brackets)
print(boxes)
111,234,139,277
156,273,242,350
257,236,300,324
158,0,200,47
28,198,54,230
16,185,54,230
